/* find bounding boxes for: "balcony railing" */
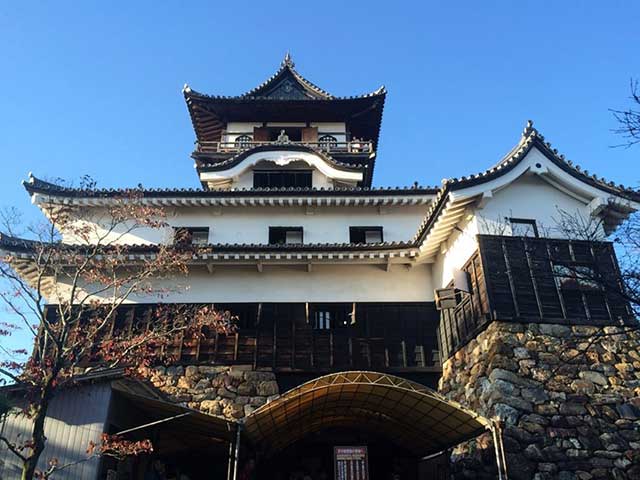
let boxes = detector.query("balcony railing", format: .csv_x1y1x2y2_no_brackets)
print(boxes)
196,140,374,155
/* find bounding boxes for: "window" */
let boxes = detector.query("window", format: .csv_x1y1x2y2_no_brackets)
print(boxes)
349,226,384,244
318,134,338,151
508,218,539,238
311,303,353,329
234,134,252,149
253,170,312,189
173,227,209,246
553,262,600,290
314,310,332,330
269,227,303,245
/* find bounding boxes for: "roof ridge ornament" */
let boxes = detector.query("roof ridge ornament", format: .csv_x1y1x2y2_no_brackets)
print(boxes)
522,119,537,138
281,51,295,69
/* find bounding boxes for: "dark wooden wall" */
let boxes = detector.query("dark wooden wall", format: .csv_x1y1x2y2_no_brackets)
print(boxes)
439,235,634,361
46,302,441,373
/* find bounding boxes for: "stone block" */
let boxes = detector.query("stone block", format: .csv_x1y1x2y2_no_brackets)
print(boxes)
244,371,276,382
523,444,544,461
237,382,256,396
570,380,595,395
504,452,535,480
492,403,520,426
578,371,608,386
200,400,222,415
218,387,237,399
559,403,587,415
250,396,267,407
521,387,549,404
223,402,244,419
539,324,571,337
257,380,279,396
195,378,211,390
185,365,199,378
177,377,195,390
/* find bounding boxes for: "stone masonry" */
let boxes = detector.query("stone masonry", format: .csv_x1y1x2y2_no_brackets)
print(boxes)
439,322,640,480
147,365,280,421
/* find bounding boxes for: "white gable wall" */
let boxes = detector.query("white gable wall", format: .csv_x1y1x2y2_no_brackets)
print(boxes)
476,172,603,238
432,214,479,290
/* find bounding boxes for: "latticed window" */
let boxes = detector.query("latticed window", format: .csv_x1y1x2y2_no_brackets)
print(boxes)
234,134,252,149
318,134,338,151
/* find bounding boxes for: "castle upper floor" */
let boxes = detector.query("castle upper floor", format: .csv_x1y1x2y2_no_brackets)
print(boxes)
183,54,385,190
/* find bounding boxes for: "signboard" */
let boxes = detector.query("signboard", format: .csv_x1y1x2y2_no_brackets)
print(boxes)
334,446,369,480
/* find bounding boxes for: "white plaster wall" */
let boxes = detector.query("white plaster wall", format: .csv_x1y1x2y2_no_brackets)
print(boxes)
50,263,434,304
223,122,261,144
475,173,603,238
432,214,479,289
312,122,347,142
430,171,607,290
59,204,428,246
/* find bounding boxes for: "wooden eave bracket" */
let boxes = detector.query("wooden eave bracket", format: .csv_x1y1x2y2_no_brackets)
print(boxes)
587,197,608,218
476,190,493,210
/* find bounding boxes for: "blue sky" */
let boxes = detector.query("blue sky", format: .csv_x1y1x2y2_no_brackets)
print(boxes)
0,2,639,355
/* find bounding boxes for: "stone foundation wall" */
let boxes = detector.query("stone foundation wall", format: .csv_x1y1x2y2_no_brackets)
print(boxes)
439,322,640,480
148,365,280,420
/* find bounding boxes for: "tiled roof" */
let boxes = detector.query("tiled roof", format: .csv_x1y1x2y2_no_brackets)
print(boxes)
410,121,640,245
183,53,386,102
0,232,416,256
23,174,438,199
442,121,640,201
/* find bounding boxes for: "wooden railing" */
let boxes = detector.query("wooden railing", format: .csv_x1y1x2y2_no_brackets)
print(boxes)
196,140,374,154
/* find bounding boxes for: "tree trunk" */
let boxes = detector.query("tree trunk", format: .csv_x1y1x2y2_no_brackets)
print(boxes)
21,378,54,480
21,401,48,480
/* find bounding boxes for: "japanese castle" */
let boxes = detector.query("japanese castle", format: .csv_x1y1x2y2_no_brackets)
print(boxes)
2,55,640,480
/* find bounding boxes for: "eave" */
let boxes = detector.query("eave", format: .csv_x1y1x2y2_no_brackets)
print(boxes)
23,174,437,209
411,121,640,257
0,234,424,286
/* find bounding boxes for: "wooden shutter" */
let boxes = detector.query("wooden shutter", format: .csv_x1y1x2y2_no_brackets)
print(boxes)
302,127,318,143
253,127,268,141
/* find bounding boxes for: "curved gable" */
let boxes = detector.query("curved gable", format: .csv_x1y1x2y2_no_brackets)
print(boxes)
198,146,364,189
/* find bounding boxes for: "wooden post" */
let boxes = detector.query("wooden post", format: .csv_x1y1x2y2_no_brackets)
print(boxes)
226,439,234,480
501,238,521,317
523,238,545,319
233,424,242,480
401,340,408,368
330,331,334,368
291,312,296,369
234,332,239,361
272,312,278,369
254,303,262,369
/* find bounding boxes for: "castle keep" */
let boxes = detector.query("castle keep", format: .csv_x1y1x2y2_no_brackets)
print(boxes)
1,55,640,480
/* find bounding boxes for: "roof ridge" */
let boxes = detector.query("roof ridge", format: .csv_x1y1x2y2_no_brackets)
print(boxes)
183,55,386,101
438,120,639,201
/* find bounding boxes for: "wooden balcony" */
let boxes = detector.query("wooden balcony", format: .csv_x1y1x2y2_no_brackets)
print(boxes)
47,302,441,373
438,235,634,360
195,140,374,155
